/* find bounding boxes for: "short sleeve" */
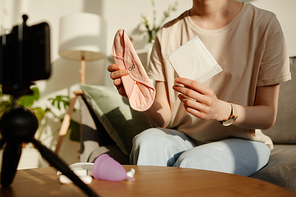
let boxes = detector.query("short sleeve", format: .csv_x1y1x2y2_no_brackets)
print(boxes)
257,14,291,87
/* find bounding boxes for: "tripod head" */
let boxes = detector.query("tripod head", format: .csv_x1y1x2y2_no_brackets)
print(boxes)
1,105,38,143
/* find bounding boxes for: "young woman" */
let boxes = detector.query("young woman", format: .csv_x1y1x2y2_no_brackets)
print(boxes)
107,0,291,176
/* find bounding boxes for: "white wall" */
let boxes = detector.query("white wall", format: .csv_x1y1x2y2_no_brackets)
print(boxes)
0,0,295,166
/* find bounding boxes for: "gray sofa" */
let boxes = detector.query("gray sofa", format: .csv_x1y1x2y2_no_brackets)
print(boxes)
79,57,296,193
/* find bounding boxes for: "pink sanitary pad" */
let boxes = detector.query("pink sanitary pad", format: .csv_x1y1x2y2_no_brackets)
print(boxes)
111,29,155,111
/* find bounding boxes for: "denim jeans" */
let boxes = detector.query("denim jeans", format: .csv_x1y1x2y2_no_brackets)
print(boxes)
130,128,270,176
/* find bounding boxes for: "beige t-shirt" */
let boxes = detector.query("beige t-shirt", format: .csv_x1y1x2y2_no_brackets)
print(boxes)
147,3,291,149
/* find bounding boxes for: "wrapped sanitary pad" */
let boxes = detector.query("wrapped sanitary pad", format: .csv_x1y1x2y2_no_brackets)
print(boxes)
168,36,222,83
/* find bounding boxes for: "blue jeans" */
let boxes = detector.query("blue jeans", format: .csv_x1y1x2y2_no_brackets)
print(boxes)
130,128,270,176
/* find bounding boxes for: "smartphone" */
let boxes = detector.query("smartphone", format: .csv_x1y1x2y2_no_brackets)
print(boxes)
0,15,51,95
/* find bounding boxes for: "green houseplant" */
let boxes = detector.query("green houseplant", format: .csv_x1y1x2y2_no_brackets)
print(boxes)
0,85,80,145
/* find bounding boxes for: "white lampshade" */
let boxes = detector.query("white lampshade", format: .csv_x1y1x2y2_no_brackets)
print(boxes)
59,12,105,61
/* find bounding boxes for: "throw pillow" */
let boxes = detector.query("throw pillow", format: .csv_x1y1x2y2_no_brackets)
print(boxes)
81,85,155,155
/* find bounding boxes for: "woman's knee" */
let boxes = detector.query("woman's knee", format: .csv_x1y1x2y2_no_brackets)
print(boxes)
130,128,174,165
132,128,196,149
132,128,166,146
130,128,195,166
174,149,222,171
174,139,271,176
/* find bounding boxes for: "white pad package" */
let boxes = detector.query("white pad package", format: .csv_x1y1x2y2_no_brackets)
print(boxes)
168,36,223,83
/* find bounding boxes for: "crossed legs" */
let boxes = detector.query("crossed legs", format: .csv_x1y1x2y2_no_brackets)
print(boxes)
130,128,270,176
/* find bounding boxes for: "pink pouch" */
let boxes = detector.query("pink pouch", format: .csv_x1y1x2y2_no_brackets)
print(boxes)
111,29,155,111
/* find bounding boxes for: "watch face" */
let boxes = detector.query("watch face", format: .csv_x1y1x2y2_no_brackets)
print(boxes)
223,118,235,126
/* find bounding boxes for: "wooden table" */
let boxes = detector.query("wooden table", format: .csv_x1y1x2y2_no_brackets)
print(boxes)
0,165,295,197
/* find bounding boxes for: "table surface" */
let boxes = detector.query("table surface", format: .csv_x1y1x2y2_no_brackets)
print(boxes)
0,165,295,197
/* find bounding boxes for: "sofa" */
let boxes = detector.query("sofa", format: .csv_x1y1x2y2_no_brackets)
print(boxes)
78,57,296,193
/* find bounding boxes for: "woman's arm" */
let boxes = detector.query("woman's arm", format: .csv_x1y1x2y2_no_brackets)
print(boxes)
235,84,279,129
145,81,172,128
173,77,279,130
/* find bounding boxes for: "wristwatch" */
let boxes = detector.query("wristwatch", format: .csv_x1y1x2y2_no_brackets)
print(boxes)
220,102,238,126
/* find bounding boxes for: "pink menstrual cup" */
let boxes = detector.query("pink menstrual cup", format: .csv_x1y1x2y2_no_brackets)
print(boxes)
92,154,135,181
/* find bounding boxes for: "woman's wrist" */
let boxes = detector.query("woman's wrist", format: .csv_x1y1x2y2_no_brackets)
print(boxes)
217,100,232,122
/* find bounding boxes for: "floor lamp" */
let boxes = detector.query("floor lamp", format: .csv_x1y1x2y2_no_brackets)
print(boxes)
55,13,105,154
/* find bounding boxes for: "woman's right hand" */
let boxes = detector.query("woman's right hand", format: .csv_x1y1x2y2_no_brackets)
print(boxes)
107,64,129,97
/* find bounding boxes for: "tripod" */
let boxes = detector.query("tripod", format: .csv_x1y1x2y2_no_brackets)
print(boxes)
0,97,99,197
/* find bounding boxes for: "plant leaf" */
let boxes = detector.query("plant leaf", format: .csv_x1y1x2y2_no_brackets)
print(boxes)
0,100,12,116
18,87,40,108
48,95,70,111
33,107,46,123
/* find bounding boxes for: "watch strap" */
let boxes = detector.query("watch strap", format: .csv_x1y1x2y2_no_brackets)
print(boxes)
229,102,238,119
219,101,238,125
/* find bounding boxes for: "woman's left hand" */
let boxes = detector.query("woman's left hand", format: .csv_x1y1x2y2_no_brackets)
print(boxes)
173,77,230,121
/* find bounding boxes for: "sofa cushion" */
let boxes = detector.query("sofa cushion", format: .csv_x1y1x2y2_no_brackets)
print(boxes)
250,144,296,192
81,85,154,156
263,58,296,144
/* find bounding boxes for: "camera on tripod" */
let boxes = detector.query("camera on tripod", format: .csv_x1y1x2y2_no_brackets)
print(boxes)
0,15,51,97
0,15,98,196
